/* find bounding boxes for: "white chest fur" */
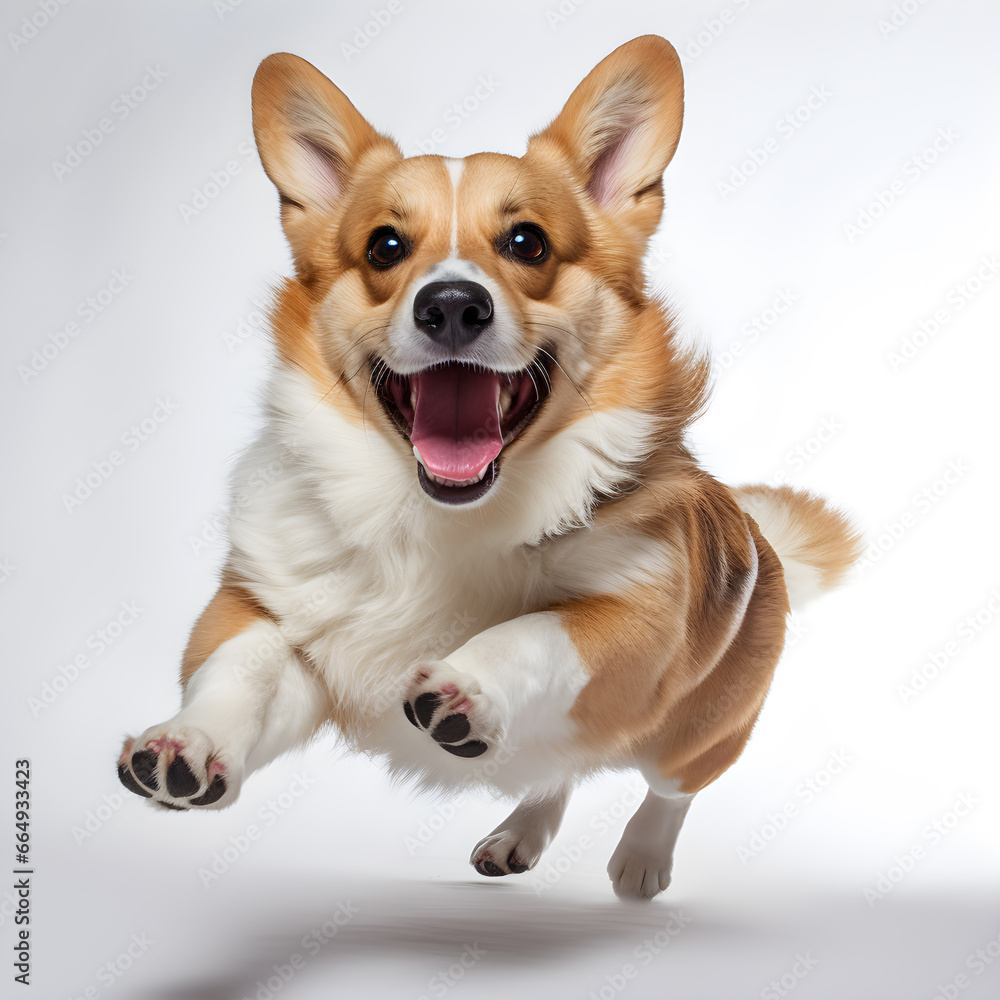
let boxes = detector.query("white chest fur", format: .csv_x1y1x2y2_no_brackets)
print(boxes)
220,367,664,789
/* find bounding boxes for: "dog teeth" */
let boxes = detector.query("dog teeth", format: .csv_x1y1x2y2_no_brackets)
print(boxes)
410,386,418,411
427,464,491,488
413,446,490,488
499,387,513,415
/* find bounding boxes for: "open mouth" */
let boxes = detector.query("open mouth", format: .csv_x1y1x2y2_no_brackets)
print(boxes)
373,355,554,505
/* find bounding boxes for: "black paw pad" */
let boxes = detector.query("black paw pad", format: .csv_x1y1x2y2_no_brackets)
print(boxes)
130,749,159,791
507,854,529,874
190,774,226,806
166,755,200,798
413,693,441,728
441,740,488,758
475,858,507,877
432,713,470,745
404,691,488,758
118,762,152,798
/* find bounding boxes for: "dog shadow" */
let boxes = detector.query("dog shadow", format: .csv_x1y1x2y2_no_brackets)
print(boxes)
145,870,728,999
138,869,1000,1000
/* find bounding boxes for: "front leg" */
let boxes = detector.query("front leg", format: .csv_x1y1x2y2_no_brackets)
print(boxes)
403,500,775,785
403,663,492,758
403,611,590,761
118,585,329,810
401,572,748,769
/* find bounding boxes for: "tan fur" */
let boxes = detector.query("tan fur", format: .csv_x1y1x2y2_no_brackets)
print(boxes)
267,278,339,401
527,35,684,250
655,516,789,792
248,39,697,459
204,38,860,800
736,483,864,590
180,582,274,684
251,52,403,279
561,473,780,766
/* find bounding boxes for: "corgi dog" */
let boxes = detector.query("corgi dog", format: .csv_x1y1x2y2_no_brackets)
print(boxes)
117,35,861,899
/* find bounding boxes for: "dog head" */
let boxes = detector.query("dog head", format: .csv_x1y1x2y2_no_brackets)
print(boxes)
251,36,693,513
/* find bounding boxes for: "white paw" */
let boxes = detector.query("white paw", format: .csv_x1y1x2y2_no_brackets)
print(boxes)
470,827,547,877
607,843,673,900
403,661,498,758
117,722,242,810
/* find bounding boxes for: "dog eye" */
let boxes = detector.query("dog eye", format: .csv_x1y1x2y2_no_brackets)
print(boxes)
505,223,548,264
368,227,408,268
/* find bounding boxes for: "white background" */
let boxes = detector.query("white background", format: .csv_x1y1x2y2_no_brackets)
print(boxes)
2,1,999,998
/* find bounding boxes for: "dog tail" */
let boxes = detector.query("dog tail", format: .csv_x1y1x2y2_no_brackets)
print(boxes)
734,484,863,611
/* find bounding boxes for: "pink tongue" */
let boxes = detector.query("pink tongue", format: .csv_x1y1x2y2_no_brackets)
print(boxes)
410,366,503,482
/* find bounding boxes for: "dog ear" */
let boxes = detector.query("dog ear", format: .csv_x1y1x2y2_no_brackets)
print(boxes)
528,35,683,241
252,53,401,261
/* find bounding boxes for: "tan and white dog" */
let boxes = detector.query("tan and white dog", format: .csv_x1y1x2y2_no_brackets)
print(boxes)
117,36,861,899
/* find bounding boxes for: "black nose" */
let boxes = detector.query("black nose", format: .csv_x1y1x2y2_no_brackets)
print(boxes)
413,281,493,348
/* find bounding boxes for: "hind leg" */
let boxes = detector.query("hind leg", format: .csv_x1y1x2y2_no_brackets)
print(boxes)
607,787,693,900
471,784,573,877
